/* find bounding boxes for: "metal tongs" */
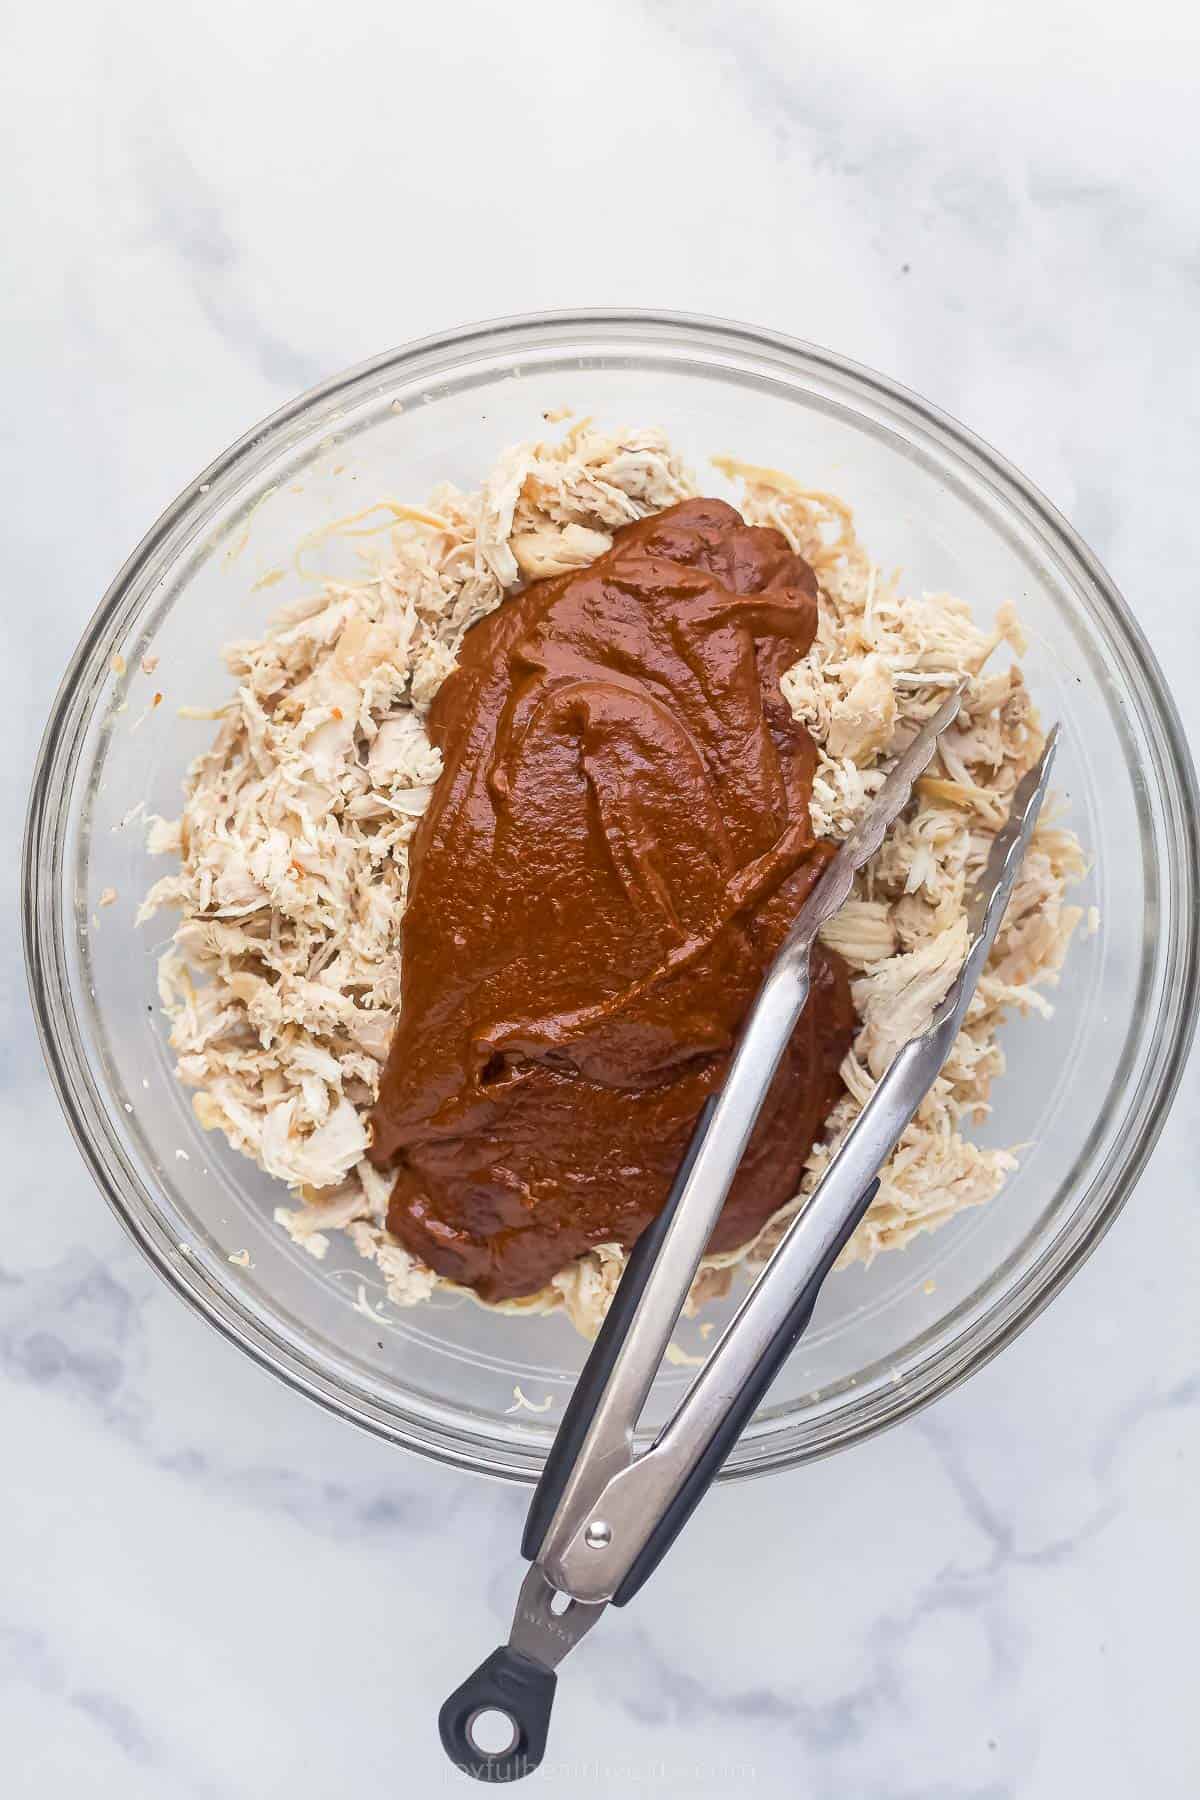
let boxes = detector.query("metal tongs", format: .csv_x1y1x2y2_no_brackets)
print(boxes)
441,687,1059,1780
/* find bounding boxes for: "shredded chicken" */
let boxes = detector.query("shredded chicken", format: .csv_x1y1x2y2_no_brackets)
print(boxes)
141,424,1085,1338
715,458,1085,1286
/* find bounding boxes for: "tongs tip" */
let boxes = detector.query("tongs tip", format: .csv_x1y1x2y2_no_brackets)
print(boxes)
1022,722,1061,808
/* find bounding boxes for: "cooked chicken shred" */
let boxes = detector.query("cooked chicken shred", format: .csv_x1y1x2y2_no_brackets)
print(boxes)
140,424,1085,1336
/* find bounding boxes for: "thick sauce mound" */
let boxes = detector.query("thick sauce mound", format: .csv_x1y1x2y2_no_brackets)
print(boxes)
370,499,855,1301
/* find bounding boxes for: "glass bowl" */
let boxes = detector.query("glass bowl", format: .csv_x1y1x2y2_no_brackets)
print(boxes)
23,310,1198,1483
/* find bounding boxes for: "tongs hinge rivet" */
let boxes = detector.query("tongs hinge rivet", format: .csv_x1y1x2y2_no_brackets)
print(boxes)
584,1520,612,1549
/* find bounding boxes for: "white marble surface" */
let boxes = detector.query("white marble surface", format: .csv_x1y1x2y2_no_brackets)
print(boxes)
3,2,1198,1794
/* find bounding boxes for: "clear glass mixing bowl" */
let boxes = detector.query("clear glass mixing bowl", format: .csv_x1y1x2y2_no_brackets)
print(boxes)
23,311,1198,1482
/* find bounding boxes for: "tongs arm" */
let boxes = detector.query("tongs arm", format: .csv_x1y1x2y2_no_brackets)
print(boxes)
521,950,815,1568
532,724,1059,1608
522,686,971,1584
544,1003,958,1605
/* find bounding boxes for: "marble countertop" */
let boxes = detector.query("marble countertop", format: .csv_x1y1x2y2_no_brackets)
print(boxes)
3,2,1197,1794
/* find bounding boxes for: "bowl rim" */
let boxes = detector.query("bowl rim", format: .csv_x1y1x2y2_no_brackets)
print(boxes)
22,306,1200,1482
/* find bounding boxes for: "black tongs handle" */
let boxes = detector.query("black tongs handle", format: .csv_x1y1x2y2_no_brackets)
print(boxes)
439,1646,556,1782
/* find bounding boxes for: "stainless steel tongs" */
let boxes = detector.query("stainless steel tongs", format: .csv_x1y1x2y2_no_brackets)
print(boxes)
440,687,1059,1780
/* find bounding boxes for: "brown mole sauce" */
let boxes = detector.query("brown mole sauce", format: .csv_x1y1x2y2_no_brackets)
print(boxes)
370,499,855,1303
